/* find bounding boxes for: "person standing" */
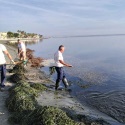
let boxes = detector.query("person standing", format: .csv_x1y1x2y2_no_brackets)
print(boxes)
0,44,15,90
54,45,72,90
17,39,26,61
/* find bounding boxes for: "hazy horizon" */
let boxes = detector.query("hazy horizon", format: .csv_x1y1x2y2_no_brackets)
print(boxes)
0,0,125,36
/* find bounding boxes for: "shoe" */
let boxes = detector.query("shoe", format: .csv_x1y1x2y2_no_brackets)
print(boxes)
55,81,60,90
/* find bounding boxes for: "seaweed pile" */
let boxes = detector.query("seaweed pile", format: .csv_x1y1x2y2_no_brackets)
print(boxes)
8,64,27,83
49,66,56,75
10,63,27,73
26,48,43,67
6,42,43,68
6,64,83,125
22,106,82,125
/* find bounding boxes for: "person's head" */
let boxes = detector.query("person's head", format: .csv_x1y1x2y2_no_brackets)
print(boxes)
58,45,65,53
17,39,21,43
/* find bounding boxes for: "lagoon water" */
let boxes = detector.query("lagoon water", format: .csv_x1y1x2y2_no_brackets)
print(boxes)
27,36,125,124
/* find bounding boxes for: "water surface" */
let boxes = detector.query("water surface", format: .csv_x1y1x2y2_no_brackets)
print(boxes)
27,36,125,124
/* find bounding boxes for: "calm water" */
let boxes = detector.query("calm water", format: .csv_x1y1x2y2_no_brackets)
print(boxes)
27,36,125,124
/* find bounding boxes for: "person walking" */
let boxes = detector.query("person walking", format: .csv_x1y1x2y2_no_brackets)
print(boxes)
17,39,26,61
0,44,15,90
54,45,72,90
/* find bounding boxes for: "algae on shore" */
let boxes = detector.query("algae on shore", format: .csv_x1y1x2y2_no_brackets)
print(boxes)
22,106,83,125
8,63,27,74
6,83,38,112
30,83,47,91
6,63,84,125
4,44,110,125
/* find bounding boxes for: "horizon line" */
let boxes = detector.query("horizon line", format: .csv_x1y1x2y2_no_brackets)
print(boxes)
51,34,125,38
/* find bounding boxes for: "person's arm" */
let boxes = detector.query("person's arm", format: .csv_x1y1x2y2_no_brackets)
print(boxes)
59,60,72,67
3,50,15,63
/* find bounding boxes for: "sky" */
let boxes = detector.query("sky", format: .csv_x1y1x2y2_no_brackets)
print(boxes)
0,0,125,36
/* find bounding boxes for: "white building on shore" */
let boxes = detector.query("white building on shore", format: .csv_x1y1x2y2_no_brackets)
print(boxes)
0,32,7,39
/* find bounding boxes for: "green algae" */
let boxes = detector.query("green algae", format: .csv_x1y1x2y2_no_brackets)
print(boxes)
9,73,27,83
6,91,37,112
9,82,39,97
49,66,56,75
6,60,85,125
8,111,29,124
22,106,82,125
6,82,38,112
30,83,47,91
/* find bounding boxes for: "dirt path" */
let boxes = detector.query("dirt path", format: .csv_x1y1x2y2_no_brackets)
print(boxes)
0,89,10,125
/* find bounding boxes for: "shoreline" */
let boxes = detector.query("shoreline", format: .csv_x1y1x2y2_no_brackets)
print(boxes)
0,38,42,41
0,41,123,125
0,36,51,42
41,59,125,125
0,38,43,44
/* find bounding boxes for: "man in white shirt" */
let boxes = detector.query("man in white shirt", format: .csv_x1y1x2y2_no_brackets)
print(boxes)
17,39,26,61
54,45,72,90
0,44,15,90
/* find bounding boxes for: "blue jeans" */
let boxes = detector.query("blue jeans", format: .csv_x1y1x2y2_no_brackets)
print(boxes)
55,67,66,82
0,64,6,87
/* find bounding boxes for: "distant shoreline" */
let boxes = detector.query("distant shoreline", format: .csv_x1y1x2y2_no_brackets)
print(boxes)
52,34,125,38
0,38,44,44
0,37,42,41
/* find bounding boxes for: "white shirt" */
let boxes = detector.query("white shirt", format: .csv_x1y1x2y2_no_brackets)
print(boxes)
0,44,7,64
54,51,64,67
18,42,26,51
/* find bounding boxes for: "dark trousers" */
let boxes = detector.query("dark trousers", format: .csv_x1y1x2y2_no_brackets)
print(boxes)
55,67,65,82
0,64,6,87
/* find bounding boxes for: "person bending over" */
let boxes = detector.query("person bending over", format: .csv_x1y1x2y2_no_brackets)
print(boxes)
17,39,26,61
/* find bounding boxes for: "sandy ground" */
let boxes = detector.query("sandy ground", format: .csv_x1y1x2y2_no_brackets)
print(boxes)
0,90,10,125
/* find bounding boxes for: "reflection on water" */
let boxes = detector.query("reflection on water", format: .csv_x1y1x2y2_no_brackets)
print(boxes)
25,39,43,46
27,36,125,124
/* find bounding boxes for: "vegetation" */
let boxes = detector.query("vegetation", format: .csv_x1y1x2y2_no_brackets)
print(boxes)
49,66,56,75
6,64,83,125
7,31,15,38
22,106,81,125
30,83,47,91
8,63,27,74
7,30,42,38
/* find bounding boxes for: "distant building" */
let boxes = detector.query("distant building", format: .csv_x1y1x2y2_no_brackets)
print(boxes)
33,34,40,39
0,32,7,39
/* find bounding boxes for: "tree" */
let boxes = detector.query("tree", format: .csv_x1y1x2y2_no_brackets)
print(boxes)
13,33,19,38
7,31,14,38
